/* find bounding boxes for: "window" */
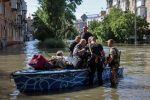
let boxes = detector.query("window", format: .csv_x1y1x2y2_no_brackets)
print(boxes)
113,0,118,6
137,0,142,7
121,0,126,11
137,8,140,16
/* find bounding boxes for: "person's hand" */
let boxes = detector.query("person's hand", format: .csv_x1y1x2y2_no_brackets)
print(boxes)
104,60,108,66
81,48,86,52
47,59,51,62
78,49,85,54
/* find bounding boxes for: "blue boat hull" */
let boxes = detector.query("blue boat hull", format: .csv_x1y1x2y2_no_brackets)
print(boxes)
11,67,124,92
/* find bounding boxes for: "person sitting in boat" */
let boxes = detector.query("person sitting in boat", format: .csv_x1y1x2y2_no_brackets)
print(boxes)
73,39,87,68
69,36,81,57
49,51,74,69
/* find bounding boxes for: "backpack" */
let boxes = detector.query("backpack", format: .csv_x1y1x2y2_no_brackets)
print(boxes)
28,54,54,70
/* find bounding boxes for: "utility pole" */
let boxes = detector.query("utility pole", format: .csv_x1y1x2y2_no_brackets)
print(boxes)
134,0,137,45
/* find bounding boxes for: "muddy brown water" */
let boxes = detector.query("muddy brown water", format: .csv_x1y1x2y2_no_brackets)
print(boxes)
0,40,150,100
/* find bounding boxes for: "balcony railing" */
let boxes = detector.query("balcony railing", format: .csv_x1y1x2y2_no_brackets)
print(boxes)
11,0,17,10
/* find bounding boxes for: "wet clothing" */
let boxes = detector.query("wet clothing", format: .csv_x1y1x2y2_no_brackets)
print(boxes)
110,64,119,86
88,42,104,85
109,46,120,86
81,32,93,43
69,41,78,57
88,57,103,85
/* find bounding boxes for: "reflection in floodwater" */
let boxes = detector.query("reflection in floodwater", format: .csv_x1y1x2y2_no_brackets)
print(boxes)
24,40,40,69
0,40,150,100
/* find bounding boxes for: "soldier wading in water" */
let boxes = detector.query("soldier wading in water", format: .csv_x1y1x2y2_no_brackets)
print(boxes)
105,39,121,86
88,37,105,86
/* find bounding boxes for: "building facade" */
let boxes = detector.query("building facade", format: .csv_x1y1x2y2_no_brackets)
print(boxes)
106,0,150,23
74,19,87,33
0,0,27,48
87,11,106,26
26,16,34,41
74,11,106,33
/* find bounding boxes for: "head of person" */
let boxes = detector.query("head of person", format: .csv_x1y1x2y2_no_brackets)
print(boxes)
80,39,86,47
83,26,88,34
75,36,81,43
91,36,96,43
107,39,114,47
56,51,64,56
88,36,93,44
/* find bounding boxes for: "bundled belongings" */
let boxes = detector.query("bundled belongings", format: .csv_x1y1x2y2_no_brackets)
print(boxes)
48,51,75,69
49,56,74,69
28,51,75,70
28,54,54,70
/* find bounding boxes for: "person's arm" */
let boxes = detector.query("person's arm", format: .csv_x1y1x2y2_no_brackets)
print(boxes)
108,54,114,63
78,48,86,54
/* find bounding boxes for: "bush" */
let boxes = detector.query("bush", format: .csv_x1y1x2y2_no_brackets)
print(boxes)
41,38,66,48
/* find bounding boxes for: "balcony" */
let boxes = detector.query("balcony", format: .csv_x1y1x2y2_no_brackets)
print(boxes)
22,1,27,11
11,0,17,10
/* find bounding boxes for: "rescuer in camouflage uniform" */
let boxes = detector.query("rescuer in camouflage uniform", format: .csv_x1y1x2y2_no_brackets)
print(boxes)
105,39,120,86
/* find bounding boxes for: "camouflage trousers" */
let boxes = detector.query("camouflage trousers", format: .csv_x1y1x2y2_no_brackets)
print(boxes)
110,64,119,86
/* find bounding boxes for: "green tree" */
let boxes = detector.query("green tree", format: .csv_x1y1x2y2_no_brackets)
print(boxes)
90,7,149,43
33,0,82,41
88,20,100,36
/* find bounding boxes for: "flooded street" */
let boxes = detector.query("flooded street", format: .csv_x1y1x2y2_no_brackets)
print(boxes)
0,40,150,100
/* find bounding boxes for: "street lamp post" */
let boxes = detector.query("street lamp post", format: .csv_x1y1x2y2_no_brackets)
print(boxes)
134,0,137,45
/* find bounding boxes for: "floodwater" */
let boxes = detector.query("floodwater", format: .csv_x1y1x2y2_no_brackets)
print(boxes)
0,40,150,100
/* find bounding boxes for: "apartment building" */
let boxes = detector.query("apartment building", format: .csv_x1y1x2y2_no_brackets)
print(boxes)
0,0,27,48
106,0,150,24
